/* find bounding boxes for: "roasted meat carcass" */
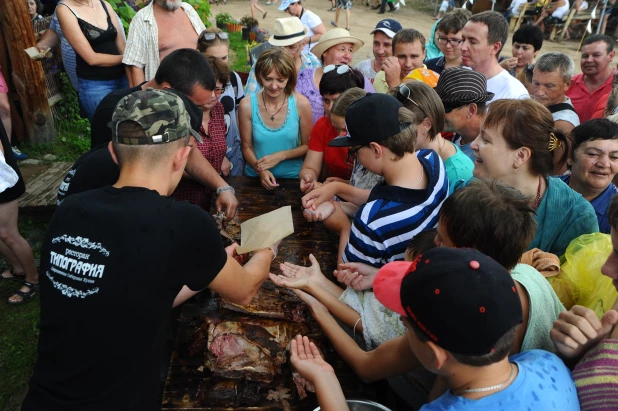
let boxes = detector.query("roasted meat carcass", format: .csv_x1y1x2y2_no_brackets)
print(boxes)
219,281,312,322
191,312,321,384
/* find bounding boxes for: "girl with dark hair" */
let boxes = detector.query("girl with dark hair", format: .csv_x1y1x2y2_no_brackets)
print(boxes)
471,98,598,256
561,119,618,233
298,65,365,192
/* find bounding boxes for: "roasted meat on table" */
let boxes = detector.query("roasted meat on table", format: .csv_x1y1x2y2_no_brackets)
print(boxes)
218,281,313,322
191,311,321,384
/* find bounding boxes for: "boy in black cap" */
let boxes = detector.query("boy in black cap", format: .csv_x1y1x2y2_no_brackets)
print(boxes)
302,93,449,267
290,248,579,411
22,90,277,410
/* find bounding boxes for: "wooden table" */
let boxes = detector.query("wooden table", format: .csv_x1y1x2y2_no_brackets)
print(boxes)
161,177,372,410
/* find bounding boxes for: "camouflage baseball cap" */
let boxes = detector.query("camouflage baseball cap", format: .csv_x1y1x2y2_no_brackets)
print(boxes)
110,89,203,145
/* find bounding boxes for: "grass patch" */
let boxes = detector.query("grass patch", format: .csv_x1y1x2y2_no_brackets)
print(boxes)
228,31,252,73
0,216,47,411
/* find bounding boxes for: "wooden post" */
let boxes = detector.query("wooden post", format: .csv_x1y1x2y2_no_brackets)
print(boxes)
0,0,55,144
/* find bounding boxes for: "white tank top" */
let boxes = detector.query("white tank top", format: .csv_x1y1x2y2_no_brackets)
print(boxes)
552,0,570,19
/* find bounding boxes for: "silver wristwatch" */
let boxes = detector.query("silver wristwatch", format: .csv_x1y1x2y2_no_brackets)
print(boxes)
216,186,235,196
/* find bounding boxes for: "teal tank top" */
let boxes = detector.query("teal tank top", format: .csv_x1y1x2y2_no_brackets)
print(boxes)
245,94,303,178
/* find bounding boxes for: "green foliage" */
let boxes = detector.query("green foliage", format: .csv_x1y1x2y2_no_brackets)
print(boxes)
107,0,137,34
215,11,236,25
228,32,250,72
185,0,212,27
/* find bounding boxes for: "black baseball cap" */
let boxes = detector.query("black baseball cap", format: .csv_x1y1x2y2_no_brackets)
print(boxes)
328,93,406,148
374,248,523,356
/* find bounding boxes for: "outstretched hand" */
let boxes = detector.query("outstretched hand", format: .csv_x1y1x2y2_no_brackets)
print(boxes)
290,335,335,384
303,200,335,223
301,183,339,210
269,254,325,290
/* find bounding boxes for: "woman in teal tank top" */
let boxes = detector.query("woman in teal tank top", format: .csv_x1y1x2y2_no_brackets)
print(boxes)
239,48,312,189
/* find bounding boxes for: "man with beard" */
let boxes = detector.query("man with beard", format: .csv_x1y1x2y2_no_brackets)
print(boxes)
123,0,205,86
566,34,616,122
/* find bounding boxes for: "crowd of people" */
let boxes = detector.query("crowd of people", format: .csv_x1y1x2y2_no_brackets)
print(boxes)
1,0,618,410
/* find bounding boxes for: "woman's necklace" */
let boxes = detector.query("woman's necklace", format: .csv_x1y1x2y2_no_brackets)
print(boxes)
262,92,286,121
74,0,96,10
533,175,542,210
458,363,515,394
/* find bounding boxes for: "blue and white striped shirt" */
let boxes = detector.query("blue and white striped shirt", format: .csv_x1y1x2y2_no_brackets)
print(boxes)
343,149,449,267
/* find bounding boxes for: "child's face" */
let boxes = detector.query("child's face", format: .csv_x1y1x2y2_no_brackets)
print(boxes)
434,219,455,248
401,316,439,373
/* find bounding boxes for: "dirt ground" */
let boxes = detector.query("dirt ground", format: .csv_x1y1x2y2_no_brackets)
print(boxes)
214,0,586,73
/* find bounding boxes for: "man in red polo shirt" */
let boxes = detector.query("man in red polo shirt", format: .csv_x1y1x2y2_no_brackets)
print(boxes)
566,34,615,122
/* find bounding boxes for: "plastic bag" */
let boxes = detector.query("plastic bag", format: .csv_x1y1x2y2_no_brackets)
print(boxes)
548,233,618,318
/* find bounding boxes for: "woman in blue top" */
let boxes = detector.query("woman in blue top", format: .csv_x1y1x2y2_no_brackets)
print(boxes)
391,80,474,193
471,98,598,257
560,119,618,234
239,48,312,190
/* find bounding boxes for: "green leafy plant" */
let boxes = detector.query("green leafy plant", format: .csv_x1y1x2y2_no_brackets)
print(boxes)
239,16,259,28
215,12,236,25
107,0,137,33
185,0,211,27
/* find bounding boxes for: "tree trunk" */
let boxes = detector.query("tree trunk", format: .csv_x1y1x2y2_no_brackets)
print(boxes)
0,0,55,144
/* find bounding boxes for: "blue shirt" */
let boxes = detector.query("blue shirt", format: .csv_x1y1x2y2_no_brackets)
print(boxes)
344,149,448,267
421,350,580,411
560,174,618,234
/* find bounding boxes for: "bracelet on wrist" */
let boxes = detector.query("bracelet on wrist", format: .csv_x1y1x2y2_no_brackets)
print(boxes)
216,186,235,196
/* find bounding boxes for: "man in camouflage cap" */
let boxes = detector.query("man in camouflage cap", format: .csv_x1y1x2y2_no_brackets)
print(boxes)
22,90,279,410
110,88,203,146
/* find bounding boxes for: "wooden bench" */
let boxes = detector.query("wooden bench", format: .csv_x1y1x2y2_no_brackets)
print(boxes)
550,6,601,41
510,3,538,31
18,162,72,210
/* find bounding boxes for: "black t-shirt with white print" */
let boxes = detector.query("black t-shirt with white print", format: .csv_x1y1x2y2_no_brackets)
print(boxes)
22,186,227,411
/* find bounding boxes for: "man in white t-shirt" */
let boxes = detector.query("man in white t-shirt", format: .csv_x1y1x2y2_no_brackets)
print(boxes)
461,11,529,103
280,0,325,54
354,19,402,83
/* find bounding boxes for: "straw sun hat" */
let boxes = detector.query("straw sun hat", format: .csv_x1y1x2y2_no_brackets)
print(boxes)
269,17,307,47
309,28,364,61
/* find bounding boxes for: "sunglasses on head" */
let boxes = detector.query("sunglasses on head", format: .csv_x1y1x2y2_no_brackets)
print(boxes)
324,64,351,75
201,32,229,41
395,83,425,114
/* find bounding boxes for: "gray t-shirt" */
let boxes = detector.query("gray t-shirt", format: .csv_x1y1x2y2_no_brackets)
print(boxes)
354,59,377,83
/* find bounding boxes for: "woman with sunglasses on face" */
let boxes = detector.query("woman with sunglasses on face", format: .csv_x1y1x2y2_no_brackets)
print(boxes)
239,48,312,190
560,119,618,234
297,28,375,125
471,98,598,256
198,28,245,176
391,81,474,192
244,17,321,96
171,56,229,208
299,66,366,193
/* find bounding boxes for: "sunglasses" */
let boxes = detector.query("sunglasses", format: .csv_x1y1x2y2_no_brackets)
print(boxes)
324,64,351,75
395,83,425,114
200,32,229,41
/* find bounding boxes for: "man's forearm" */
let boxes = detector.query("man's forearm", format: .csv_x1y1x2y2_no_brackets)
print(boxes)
129,65,145,87
185,148,228,190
